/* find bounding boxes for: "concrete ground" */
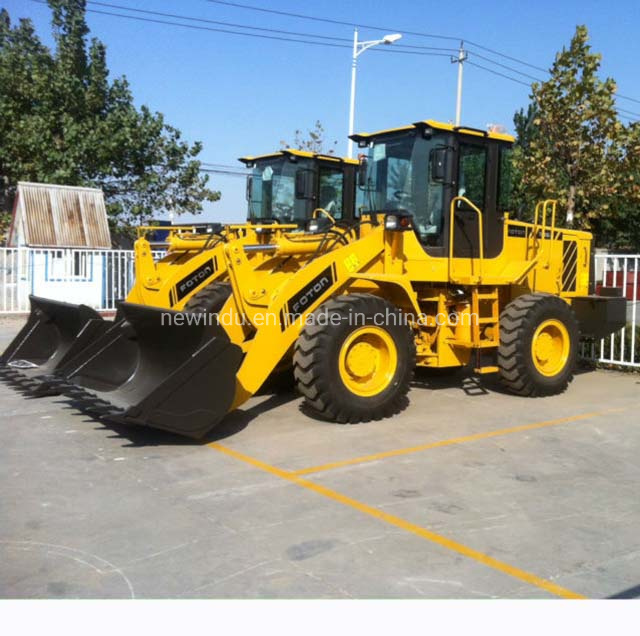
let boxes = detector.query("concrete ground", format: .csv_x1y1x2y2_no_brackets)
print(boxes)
0,317,639,599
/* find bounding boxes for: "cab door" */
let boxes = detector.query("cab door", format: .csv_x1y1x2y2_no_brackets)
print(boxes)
452,141,487,258
451,139,502,259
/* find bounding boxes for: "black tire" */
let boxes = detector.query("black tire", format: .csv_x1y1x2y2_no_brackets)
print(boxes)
498,293,579,397
184,282,231,315
293,294,415,423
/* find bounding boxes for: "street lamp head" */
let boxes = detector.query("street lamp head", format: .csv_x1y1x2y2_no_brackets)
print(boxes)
382,33,402,44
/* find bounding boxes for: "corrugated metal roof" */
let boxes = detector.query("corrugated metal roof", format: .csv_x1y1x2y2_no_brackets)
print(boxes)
9,182,111,248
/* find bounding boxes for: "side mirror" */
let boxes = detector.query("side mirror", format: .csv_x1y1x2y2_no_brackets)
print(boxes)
430,147,449,182
245,175,252,201
358,157,368,187
295,169,315,199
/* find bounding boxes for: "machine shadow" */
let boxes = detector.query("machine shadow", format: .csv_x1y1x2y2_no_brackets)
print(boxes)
607,583,640,599
297,367,486,422
55,390,300,448
45,360,602,444
298,394,411,423
411,366,491,397
412,363,596,399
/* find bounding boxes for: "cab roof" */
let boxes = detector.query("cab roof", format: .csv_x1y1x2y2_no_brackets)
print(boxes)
350,119,515,144
239,148,359,166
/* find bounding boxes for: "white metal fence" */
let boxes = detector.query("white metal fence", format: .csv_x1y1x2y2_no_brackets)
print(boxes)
0,247,638,368
0,247,164,313
585,254,639,368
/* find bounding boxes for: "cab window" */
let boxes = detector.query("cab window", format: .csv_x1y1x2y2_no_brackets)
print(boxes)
458,144,487,208
318,167,344,219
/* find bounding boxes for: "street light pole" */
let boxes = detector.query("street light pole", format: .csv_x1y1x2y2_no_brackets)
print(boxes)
347,28,402,158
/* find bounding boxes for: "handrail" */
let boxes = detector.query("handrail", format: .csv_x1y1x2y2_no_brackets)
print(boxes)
136,224,215,238
531,199,557,268
312,207,336,224
449,195,484,283
545,200,557,268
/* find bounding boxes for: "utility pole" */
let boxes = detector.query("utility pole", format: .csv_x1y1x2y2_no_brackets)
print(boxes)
451,41,467,126
347,28,359,159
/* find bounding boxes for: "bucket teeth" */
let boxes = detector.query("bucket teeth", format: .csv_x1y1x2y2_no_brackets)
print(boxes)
0,368,22,379
14,376,36,387
15,379,41,391
26,374,62,396
88,405,124,417
61,386,124,419
0,366,69,397
65,387,90,398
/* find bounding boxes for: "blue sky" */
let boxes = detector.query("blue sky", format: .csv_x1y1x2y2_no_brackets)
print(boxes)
6,0,640,222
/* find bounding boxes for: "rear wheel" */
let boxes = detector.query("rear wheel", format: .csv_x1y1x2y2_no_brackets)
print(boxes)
184,282,231,315
293,294,415,423
498,293,579,396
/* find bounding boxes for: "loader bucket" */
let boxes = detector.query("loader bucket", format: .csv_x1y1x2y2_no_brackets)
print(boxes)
0,296,107,391
54,302,243,439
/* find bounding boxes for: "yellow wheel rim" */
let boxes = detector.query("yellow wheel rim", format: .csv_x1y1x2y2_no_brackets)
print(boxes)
338,326,398,397
531,319,570,377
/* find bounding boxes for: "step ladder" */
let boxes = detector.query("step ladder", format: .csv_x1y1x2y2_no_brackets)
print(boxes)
471,287,500,374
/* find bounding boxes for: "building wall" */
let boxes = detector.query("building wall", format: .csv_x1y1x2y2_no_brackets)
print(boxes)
23,251,104,308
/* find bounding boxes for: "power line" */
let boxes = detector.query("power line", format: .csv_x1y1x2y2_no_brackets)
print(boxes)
617,106,640,118
30,0,639,118
207,0,640,104
32,2,454,58
466,61,637,121
466,60,531,87
87,1,458,53
468,52,638,118
465,43,547,73
88,1,351,43
207,0,460,41
468,44,640,106
617,94,640,105
32,3,350,49
31,0,352,49
468,51,544,82
469,46,640,107
206,0,546,70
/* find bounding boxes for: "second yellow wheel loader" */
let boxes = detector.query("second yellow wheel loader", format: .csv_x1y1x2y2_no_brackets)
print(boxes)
3,121,626,438
0,150,359,394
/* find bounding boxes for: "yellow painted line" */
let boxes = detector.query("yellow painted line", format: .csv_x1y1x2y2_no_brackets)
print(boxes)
292,407,627,476
208,441,585,599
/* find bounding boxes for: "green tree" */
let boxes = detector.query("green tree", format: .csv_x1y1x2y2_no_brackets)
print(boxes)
281,120,338,155
513,25,640,247
511,103,538,219
0,1,219,229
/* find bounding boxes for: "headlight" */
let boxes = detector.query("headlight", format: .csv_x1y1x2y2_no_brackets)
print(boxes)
307,219,320,233
384,214,412,231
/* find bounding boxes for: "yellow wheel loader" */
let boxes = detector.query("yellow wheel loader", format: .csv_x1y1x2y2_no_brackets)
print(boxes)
4,121,626,438
0,150,359,395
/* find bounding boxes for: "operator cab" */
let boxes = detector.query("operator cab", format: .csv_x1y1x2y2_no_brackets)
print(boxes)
351,120,515,258
239,150,358,228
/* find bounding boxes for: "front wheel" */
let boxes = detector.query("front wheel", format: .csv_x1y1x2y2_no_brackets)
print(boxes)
293,294,415,423
184,282,231,315
498,293,579,396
